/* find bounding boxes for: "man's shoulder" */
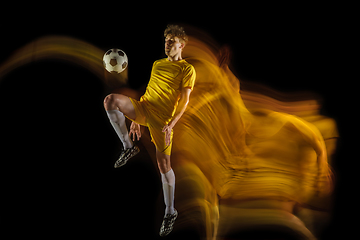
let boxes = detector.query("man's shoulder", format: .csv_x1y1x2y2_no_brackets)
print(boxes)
184,60,194,67
153,58,168,65
182,59,195,72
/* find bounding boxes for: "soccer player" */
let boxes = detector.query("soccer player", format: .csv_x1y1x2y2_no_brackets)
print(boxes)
103,25,196,237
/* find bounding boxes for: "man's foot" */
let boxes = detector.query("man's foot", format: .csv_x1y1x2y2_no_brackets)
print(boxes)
159,209,178,237
114,145,140,168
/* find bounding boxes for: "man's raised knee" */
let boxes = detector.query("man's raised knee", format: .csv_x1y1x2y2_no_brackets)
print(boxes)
104,94,136,120
104,94,121,111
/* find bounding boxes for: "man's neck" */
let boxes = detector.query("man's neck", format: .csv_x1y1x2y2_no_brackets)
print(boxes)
167,53,182,61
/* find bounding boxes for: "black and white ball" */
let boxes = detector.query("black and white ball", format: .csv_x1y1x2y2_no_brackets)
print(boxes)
103,49,128,73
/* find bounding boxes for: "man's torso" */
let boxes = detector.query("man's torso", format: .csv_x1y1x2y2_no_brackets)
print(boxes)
141,58,195,120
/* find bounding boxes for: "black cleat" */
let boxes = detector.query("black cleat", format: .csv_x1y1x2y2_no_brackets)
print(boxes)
159,209,178,237
114,145,140,168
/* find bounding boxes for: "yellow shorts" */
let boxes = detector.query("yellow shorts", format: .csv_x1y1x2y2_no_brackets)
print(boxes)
129,98,173,156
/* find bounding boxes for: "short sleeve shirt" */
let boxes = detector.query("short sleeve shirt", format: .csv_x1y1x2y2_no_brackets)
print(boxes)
140,58,196,121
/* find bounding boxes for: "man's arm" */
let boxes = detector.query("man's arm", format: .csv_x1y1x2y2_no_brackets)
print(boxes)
162,87,192,146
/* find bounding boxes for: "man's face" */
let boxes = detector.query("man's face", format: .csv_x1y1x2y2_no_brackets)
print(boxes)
165,35,184,57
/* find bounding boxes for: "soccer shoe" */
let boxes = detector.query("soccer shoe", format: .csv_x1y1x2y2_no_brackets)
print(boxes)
114,145,140,168
159,209,178,237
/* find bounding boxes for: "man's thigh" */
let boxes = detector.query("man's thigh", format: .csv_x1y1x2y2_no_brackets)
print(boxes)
148,123,173,156
128,98,147,126
117,94,136,120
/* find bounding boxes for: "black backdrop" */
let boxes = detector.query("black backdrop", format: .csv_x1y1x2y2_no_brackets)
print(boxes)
0,3,352,240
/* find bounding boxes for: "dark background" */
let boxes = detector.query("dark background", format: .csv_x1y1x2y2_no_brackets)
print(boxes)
0,3,353,239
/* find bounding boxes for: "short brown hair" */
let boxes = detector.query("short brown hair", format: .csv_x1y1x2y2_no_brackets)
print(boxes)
164,24,188,45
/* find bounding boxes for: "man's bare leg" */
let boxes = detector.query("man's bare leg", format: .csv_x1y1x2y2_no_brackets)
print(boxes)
104,94,139,167
104,94,136,118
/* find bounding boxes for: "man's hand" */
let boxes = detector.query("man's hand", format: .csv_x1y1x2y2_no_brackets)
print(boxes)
162,124,173,146
129,122,141,141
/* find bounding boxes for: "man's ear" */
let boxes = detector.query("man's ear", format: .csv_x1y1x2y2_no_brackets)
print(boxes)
180,42,185,49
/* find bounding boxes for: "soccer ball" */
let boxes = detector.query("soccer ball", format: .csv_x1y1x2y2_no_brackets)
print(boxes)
103,49,128,73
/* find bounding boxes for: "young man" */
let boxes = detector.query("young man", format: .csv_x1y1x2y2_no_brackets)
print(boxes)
103,25,196,237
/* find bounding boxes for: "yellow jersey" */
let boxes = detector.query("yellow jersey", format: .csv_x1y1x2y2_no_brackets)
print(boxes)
140,58,196,122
